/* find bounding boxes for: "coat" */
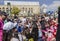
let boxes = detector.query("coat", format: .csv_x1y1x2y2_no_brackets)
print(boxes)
0,19,4,41
40,20,46,30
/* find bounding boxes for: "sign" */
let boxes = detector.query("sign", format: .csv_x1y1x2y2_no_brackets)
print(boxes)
0,0,4,5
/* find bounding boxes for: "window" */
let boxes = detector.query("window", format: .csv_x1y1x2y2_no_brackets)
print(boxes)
28,8,30,13
23,7,24,9
2,7,5,9
0,8,1,9
25,8,27,12
28,8,33,13
11,8,12,11
2,7,5,11
22,7,24,12
31,8,33,13
29,8,30,10
0,8,1,11
6,8,8,9
6,8,9,13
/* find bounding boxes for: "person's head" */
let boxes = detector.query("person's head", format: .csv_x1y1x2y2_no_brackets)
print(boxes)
45,21,49,28
24,16,26,18
37,24,41,29
14,19,18,23
7,19,12,22
18,22,22,26
30,24,33,28
41,17,45,21
0,11,8,21
38,17,41,22
12,27,17,32
14,15,18,19
50,20,55,25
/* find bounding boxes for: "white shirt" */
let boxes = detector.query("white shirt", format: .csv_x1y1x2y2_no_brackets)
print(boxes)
38,29,42,37
3,21,14,31
48,32,52,38
18,34,23,41
21,18,26,23
14,22,17,27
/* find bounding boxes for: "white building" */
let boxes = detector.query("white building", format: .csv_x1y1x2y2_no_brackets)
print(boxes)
0,1,40,16
4,1,40,5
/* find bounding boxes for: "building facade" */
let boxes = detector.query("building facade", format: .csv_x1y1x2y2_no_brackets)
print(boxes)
0,1,40,16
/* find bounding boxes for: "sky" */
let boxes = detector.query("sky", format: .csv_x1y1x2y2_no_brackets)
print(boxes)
5,0,60,5
39,0,60,5
0,0,60,11
39,0,60,11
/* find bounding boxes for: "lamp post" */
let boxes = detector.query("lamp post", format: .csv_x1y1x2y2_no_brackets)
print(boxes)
7,2,11,16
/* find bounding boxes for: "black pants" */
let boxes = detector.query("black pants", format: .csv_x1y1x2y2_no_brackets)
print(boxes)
3,30,12,41
3,30,8,41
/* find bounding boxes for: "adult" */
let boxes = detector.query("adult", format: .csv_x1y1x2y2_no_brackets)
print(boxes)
37,24,44,41
0,11,8,41
21,16,26,25
40,17,46,30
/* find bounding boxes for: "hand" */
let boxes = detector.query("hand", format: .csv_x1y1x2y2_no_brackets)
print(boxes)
15,29,17,31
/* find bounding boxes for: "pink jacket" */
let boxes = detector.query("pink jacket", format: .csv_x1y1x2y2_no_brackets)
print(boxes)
0,19,4,41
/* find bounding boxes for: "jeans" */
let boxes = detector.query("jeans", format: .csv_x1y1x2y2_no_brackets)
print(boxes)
38,37,44,41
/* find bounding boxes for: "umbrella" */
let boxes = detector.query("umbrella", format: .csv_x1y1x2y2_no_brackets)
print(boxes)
3,21,14,31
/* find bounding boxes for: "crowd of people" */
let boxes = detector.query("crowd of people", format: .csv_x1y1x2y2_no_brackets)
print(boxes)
0,11,58,41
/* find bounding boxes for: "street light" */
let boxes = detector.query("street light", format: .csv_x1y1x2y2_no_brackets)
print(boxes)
7,2,11,16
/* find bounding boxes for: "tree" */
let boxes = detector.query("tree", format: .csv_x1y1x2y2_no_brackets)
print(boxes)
11,7,20,15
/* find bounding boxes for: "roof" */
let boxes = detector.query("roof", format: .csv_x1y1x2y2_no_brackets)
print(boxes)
4,1,40,5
